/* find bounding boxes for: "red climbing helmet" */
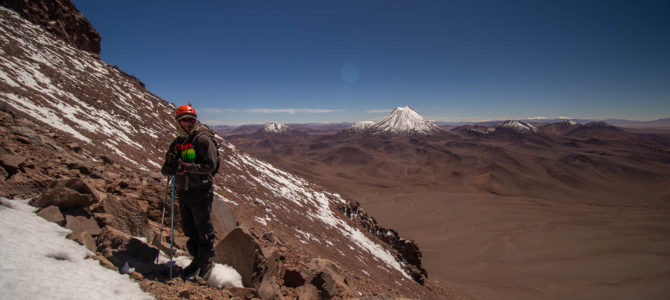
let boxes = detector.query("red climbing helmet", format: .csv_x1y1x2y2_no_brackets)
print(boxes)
175,104,197,120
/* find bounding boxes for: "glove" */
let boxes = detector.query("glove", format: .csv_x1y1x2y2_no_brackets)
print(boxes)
176,158,185,173
168,158,179,170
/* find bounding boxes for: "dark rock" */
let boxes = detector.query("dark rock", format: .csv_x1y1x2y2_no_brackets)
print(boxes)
282,268,306,288
100,155,113,165
95,194,151,238
0,154,25,175
0,99,14,115
66,142,81,153
65,157,95,175
96,226,159,275
36,205,64,225
0,0,101,55
178,289,190,298
214,227,267,288
126,237,160,262
65,214,102,236
310,272,336,298
31,178,100,209
306,258,357,298
8,126,37,138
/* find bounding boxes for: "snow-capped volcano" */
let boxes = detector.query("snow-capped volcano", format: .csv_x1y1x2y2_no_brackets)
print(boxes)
263,122,288,134
370,106,442,135
345,121,374,133
496,120,538,133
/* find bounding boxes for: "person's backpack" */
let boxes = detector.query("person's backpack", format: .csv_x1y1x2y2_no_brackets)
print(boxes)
194,131,221,176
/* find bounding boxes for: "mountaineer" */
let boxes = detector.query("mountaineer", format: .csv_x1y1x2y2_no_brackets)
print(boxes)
161,104,218,279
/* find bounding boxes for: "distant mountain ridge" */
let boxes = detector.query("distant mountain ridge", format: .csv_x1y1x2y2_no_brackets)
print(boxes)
213,118,670,133
435,117,670,128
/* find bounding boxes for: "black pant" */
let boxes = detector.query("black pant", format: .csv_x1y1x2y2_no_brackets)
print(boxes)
177,187,215,262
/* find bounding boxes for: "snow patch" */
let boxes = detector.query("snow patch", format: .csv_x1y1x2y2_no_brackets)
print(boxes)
0,197,153,300
497,120,538,133
263,122,288,134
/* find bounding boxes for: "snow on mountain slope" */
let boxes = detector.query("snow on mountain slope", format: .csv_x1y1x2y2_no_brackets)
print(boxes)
496,120,538,133
262,121,288,134
0,6,430,297
370,106,442,135
223,151,411,280
346,121,374,133
0,6,173,172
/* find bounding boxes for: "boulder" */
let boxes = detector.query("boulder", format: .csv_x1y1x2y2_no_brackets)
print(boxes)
0,154,25,175
65,213,102,236
36,205,65,225
96,225,159,274
211,197,238,245
31,178,100,209
214,227,268,288
66,142,81,153
94,194,151,238
8,126,37,139
305,258,357,298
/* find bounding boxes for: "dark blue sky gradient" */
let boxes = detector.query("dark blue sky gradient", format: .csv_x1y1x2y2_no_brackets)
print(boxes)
74,0,670,125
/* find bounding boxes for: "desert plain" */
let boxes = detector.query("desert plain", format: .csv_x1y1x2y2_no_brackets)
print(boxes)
225,123,670,299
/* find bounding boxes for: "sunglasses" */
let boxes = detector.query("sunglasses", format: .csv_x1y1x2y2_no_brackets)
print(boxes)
179,118,196,123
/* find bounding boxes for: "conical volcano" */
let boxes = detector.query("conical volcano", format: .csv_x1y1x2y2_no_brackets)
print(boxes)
370,106,442,135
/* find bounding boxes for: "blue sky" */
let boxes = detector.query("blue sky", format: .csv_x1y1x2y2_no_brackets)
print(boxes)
74,0,669,125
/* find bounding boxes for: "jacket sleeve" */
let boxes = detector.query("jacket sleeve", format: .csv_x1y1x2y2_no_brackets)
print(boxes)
183,134,217,175
161,139,178,175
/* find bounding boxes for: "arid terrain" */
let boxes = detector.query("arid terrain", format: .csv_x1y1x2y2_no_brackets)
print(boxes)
225,122,670,299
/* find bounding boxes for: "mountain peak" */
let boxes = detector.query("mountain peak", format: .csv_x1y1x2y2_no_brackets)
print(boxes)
370,106,441,135
496,120,538,133
346,121,375,133
263,122,288,134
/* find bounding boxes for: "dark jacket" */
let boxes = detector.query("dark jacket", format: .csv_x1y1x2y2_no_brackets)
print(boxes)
161,130,218,190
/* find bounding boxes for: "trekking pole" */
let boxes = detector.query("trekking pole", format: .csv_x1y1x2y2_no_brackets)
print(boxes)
169,172,176,279
156,176,171,264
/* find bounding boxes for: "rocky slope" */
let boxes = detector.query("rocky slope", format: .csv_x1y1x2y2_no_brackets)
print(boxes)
0,0,100,55
0,4,451,299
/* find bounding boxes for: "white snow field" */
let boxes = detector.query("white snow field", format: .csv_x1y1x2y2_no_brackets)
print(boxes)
0,197,154,300
0,197,244,299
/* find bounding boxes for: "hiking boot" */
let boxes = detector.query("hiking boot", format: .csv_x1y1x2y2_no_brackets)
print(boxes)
181,258,200,280
198,258,214,280
198,261,214,279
